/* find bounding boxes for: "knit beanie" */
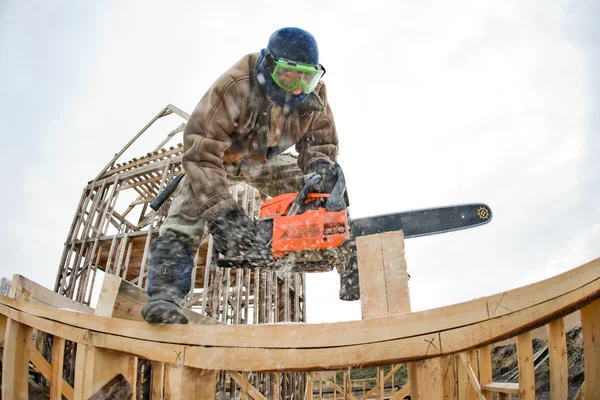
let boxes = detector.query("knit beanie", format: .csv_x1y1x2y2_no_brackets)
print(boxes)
257,27,319,110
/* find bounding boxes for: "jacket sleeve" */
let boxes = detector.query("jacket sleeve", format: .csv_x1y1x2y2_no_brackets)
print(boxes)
295,82,339,174
182,75,243,221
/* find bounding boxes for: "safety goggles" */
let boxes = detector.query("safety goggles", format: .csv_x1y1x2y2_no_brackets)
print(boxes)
270,58,326,94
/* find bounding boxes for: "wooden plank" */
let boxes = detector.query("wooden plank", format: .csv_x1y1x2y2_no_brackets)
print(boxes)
95,105,174,181
380,231,411,315
273,372,281,399
441,355,457,399
325,380,359,400
11,274,93,314
390,382,410,400
0,256,598,372
379,368,384,400
0,314,6,346
477,345,493,400
29,345,75,400
482,382,519,394
580,298,600,400
152,361,165,400
95,273,221,324
408,358,443,399
228,371,266,400
2,320,31,399
546,318,568,399
50,336,66,400
516,331,535,400
458,353,486,400
164,365,217,399
79,347,137,399
306,373,313,400
356,234,388,319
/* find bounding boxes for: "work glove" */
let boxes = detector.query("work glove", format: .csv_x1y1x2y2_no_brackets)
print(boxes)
207,204,270,259
308,159,338,194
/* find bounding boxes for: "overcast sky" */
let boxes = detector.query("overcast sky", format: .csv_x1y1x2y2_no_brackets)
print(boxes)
1,0,598,323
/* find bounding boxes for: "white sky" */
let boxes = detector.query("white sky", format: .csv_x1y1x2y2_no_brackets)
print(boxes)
1,0,598,323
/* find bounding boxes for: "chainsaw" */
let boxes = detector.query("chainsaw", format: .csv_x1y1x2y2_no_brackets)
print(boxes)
214,164,493,273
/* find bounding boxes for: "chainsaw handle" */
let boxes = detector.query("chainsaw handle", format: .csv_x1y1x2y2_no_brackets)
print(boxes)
289,164,347,216
288,174,321,216
325,164,347,211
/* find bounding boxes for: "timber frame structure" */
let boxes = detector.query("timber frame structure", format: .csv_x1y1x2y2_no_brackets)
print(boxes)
1,105,598,399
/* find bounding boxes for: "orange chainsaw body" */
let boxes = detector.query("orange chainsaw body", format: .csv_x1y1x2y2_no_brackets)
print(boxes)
260,193,349,258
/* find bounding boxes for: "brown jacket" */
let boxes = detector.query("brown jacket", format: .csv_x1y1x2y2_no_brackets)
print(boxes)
182,53,339,220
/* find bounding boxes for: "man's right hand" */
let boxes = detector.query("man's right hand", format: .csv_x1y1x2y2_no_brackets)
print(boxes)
207,204,270,258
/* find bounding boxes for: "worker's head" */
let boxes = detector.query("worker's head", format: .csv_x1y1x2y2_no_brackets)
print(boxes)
257,27,325,109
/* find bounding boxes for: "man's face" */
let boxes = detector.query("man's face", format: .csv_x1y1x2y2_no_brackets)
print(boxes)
277,70,304,95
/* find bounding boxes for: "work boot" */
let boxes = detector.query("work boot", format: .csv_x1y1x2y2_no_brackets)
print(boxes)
339,256,360,301
142,233,192,324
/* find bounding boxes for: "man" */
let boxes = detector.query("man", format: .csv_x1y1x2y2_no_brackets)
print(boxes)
142,27,346,324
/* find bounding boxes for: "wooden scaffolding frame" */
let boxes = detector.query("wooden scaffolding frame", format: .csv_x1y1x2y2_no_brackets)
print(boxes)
50,104,307,398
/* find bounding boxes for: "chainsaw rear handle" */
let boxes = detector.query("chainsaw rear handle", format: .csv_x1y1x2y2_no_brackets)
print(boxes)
150,173,185,211
288,163,347,216
325,164,347,211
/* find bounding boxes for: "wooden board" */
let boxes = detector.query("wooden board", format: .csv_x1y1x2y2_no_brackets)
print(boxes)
356,231,411,319
580,298,600,399
546,318,568,399
2,319,31,399
96,273,221,324
10,274,93,314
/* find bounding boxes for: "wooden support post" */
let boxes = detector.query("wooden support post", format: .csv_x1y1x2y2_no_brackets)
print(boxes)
2,319,31,400
152,361,165,400
274,372,281,400
442,355,457,399
357,231,414,399
477,346,492,400
306,373,313,400
50,336,66,400
164,365,217,400
379,368,384,400
546,318,568,399
516,331,535,400
408,358,443,399
356,231,410,319
74,344,138,400
580,298,600,399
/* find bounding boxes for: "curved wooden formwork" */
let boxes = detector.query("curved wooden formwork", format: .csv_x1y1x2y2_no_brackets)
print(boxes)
1,256,599,399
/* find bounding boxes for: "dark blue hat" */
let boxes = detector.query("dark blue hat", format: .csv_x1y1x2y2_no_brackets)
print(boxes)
267,27,319,64
257,27,319,110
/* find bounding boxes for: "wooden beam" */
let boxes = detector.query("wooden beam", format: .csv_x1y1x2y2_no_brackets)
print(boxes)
95,273,221,324
580,298,600,399
325,380,359,400
95,105,176,181
228,371,267,400
151,361,165,400
2,320,31,399
50,336,66,400
29,345,75,400
546,318,568,399
10,274,93,314
477,346,493,400
390,382,410,400
458,353,486,400
481,382,519,394
516,331,535,400
408,358,443,400
0,254,598,372
164,365,216,399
